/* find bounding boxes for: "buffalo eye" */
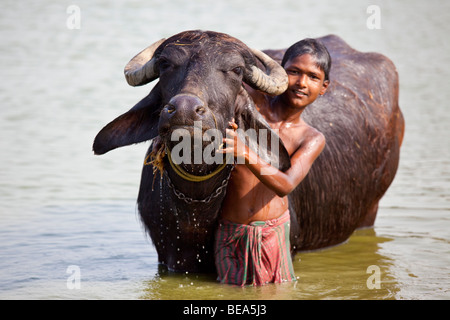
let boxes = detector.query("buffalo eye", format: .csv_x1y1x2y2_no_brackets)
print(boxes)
232,66,243,76
158,57,172,71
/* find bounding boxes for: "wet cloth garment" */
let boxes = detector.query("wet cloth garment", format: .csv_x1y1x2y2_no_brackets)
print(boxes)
214,210,296,286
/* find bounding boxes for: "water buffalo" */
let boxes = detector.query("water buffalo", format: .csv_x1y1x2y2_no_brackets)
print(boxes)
93,30,404,273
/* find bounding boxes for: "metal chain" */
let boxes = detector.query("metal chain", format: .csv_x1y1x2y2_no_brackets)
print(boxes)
164,166,234,204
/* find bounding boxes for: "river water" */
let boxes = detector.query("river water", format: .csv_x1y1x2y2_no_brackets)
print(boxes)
0,0,448,300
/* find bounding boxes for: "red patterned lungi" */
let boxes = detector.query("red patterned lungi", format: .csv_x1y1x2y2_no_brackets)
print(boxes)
214,210,296,286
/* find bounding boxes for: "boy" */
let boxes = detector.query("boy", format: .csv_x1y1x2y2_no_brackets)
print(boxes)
215,38,331,286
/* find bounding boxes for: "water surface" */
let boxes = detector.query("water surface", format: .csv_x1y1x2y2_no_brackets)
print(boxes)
0,0,449,299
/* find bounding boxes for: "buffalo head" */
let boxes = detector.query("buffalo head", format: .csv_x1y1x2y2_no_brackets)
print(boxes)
92,30,291,272
93,30,289,167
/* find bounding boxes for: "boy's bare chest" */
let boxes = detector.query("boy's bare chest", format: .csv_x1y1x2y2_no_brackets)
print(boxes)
257,102,307,155
270,123,307,156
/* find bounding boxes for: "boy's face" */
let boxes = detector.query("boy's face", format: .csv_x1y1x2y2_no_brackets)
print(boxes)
282,54,329,109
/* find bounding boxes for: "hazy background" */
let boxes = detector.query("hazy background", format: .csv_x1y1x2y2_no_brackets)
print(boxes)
0,0,448,299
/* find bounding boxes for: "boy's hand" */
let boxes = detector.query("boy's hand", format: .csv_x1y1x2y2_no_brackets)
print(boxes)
228,118,238,131
218,118,247,161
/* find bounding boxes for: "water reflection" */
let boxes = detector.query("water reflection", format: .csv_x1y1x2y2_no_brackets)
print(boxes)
139,228,399,300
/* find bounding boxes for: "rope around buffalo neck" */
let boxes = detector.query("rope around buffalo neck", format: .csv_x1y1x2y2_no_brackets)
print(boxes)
166,147,228,182
145,140,233,203
144,141,229,183
165,108,228,182
144,112,228,182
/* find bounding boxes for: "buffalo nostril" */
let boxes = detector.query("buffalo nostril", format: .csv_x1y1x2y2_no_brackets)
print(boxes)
166,94,206,119
195,106,206,115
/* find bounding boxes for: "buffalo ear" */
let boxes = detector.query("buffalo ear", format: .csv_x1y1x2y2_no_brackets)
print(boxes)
93,85,162,155
236,102,291,172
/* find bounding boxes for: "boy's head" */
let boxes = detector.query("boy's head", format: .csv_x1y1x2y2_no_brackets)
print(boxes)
280,38,331,109
282,38,331,82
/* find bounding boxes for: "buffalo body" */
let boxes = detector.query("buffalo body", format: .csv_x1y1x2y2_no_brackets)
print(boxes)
93,31,404,272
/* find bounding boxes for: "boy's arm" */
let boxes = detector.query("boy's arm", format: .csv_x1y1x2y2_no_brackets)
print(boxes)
219,126,325,197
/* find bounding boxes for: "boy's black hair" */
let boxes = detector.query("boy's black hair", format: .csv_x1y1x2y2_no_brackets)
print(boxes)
281,38,332,81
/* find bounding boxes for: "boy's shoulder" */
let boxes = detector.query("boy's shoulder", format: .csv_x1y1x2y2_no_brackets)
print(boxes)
281,121,325,156
302,123,325,140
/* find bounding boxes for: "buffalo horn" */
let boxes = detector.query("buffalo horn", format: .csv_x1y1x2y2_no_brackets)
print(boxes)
246,49,288,96
124,38,166,86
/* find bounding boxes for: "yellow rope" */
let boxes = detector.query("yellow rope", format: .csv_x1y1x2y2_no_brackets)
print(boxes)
145,110,226,182
144,140,167,191
144,141,228,183
166,148,228,182
144,142,166,177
